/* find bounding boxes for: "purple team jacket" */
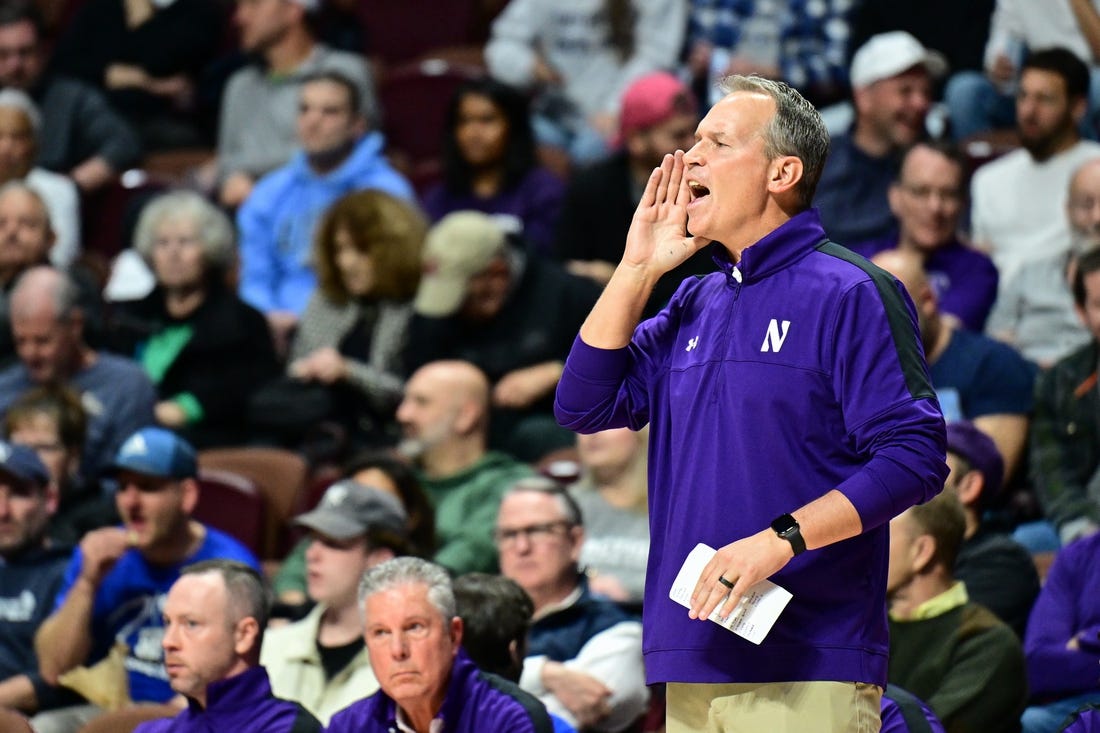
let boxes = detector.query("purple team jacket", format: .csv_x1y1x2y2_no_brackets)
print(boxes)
555,208,947,687
134,666,320,732
325,650,553,733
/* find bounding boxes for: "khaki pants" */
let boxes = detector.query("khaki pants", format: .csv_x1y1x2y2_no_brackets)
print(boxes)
667,681,883,733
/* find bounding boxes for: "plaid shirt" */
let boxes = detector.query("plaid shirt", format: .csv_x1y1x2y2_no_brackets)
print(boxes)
689,0,854,89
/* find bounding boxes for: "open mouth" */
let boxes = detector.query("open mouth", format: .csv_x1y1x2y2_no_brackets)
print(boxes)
688,181,710,200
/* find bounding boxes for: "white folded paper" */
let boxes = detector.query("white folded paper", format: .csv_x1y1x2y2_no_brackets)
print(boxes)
669,542,793,645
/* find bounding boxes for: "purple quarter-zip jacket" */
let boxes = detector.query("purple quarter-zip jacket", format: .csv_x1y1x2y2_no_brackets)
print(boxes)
325,650,554,733
134,666,321,732
555,208,947,687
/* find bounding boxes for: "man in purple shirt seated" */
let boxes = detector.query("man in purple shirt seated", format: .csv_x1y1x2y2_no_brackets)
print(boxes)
136,560,321,733
554,74,947,730
851,141,999,332
326,557,554,733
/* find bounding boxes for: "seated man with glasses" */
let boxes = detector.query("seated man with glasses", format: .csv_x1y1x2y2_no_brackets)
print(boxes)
496,477,648,732
850,141,999,334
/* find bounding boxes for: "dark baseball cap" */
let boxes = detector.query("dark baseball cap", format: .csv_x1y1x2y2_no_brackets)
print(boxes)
945,420,1004,494
293,479,408,541
0,440,49,487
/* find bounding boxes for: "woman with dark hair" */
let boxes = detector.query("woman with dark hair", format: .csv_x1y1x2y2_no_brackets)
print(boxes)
284,189,426,444
420,78,564,255
108,190,278,448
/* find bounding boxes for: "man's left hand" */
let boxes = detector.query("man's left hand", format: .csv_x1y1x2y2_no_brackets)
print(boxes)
689,528,793,622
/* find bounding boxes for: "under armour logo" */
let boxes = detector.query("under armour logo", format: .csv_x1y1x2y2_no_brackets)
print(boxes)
685,336,700,352
760,319,791,353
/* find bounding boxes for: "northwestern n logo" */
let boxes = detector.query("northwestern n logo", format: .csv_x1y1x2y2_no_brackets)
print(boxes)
760,319,791,353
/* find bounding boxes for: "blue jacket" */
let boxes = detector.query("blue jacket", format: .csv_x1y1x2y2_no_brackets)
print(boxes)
135,666,321,732
237,131,413,315
555,208,947,687
527,577,634,662
325,650,553,733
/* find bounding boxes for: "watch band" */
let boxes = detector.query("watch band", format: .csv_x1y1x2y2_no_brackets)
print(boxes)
771,513,806,555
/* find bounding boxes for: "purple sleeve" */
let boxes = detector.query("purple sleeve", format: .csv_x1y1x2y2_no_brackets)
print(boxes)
554,297,682,433
1024,540,1100,697
830,279,948,530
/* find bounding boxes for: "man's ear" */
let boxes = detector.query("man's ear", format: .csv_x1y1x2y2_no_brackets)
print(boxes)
234,616,260,656
449,616,463,650
911,533,936,574
888,182,903,217
43,480,59,516
767,155,804,197
179,477,200,516
1073,95,1089,125
955,470,986,508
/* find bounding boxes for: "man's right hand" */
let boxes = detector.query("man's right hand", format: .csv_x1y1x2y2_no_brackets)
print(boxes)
78,528,132,586
622,151,711,283
542,662,612,728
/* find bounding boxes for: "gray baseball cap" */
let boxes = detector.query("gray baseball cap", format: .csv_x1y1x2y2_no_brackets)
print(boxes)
292,479,408,541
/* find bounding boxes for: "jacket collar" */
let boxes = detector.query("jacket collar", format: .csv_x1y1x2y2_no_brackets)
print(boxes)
712,208,828,284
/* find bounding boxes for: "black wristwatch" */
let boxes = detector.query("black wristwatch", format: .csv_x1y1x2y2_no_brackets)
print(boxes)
770,513,806,556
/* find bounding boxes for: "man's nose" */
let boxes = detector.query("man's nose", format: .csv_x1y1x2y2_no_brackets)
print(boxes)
390,632,409,659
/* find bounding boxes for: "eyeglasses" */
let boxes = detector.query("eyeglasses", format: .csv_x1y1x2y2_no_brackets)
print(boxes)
493,521,573,546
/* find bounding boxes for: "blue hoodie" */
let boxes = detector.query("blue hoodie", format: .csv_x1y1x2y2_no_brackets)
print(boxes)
237,131,414,316
555,208,947,687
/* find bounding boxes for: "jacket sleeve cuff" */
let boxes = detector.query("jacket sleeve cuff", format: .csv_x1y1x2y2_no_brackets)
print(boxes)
555,336,632,410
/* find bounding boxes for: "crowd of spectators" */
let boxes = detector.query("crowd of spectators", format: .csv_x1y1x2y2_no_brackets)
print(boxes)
1,0,1100,731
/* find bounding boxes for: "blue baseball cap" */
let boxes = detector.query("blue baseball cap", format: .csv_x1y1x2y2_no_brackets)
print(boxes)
0,440,50,487
110,427,197,480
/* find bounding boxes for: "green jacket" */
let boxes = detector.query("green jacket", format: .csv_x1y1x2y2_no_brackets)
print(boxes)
422,451,533,575
889,603,1027,733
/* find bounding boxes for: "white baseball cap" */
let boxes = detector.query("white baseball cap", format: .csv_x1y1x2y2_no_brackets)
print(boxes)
850,31,949,89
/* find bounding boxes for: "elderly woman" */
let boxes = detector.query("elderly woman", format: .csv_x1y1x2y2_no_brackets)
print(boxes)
287,189,425,444
108,190,278,448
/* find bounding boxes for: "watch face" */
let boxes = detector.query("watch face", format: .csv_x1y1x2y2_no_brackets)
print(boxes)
771,513,797,534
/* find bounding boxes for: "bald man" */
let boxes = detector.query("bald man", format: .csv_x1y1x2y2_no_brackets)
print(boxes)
872,250,1036,486
0,266,155,482
395,360,532,575
987,157,1100,367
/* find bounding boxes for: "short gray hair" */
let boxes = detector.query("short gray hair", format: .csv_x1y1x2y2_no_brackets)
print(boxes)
358,556,455,621
719,75,830,209
0,88,40,133
502,475,583,527
133,190,236,272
